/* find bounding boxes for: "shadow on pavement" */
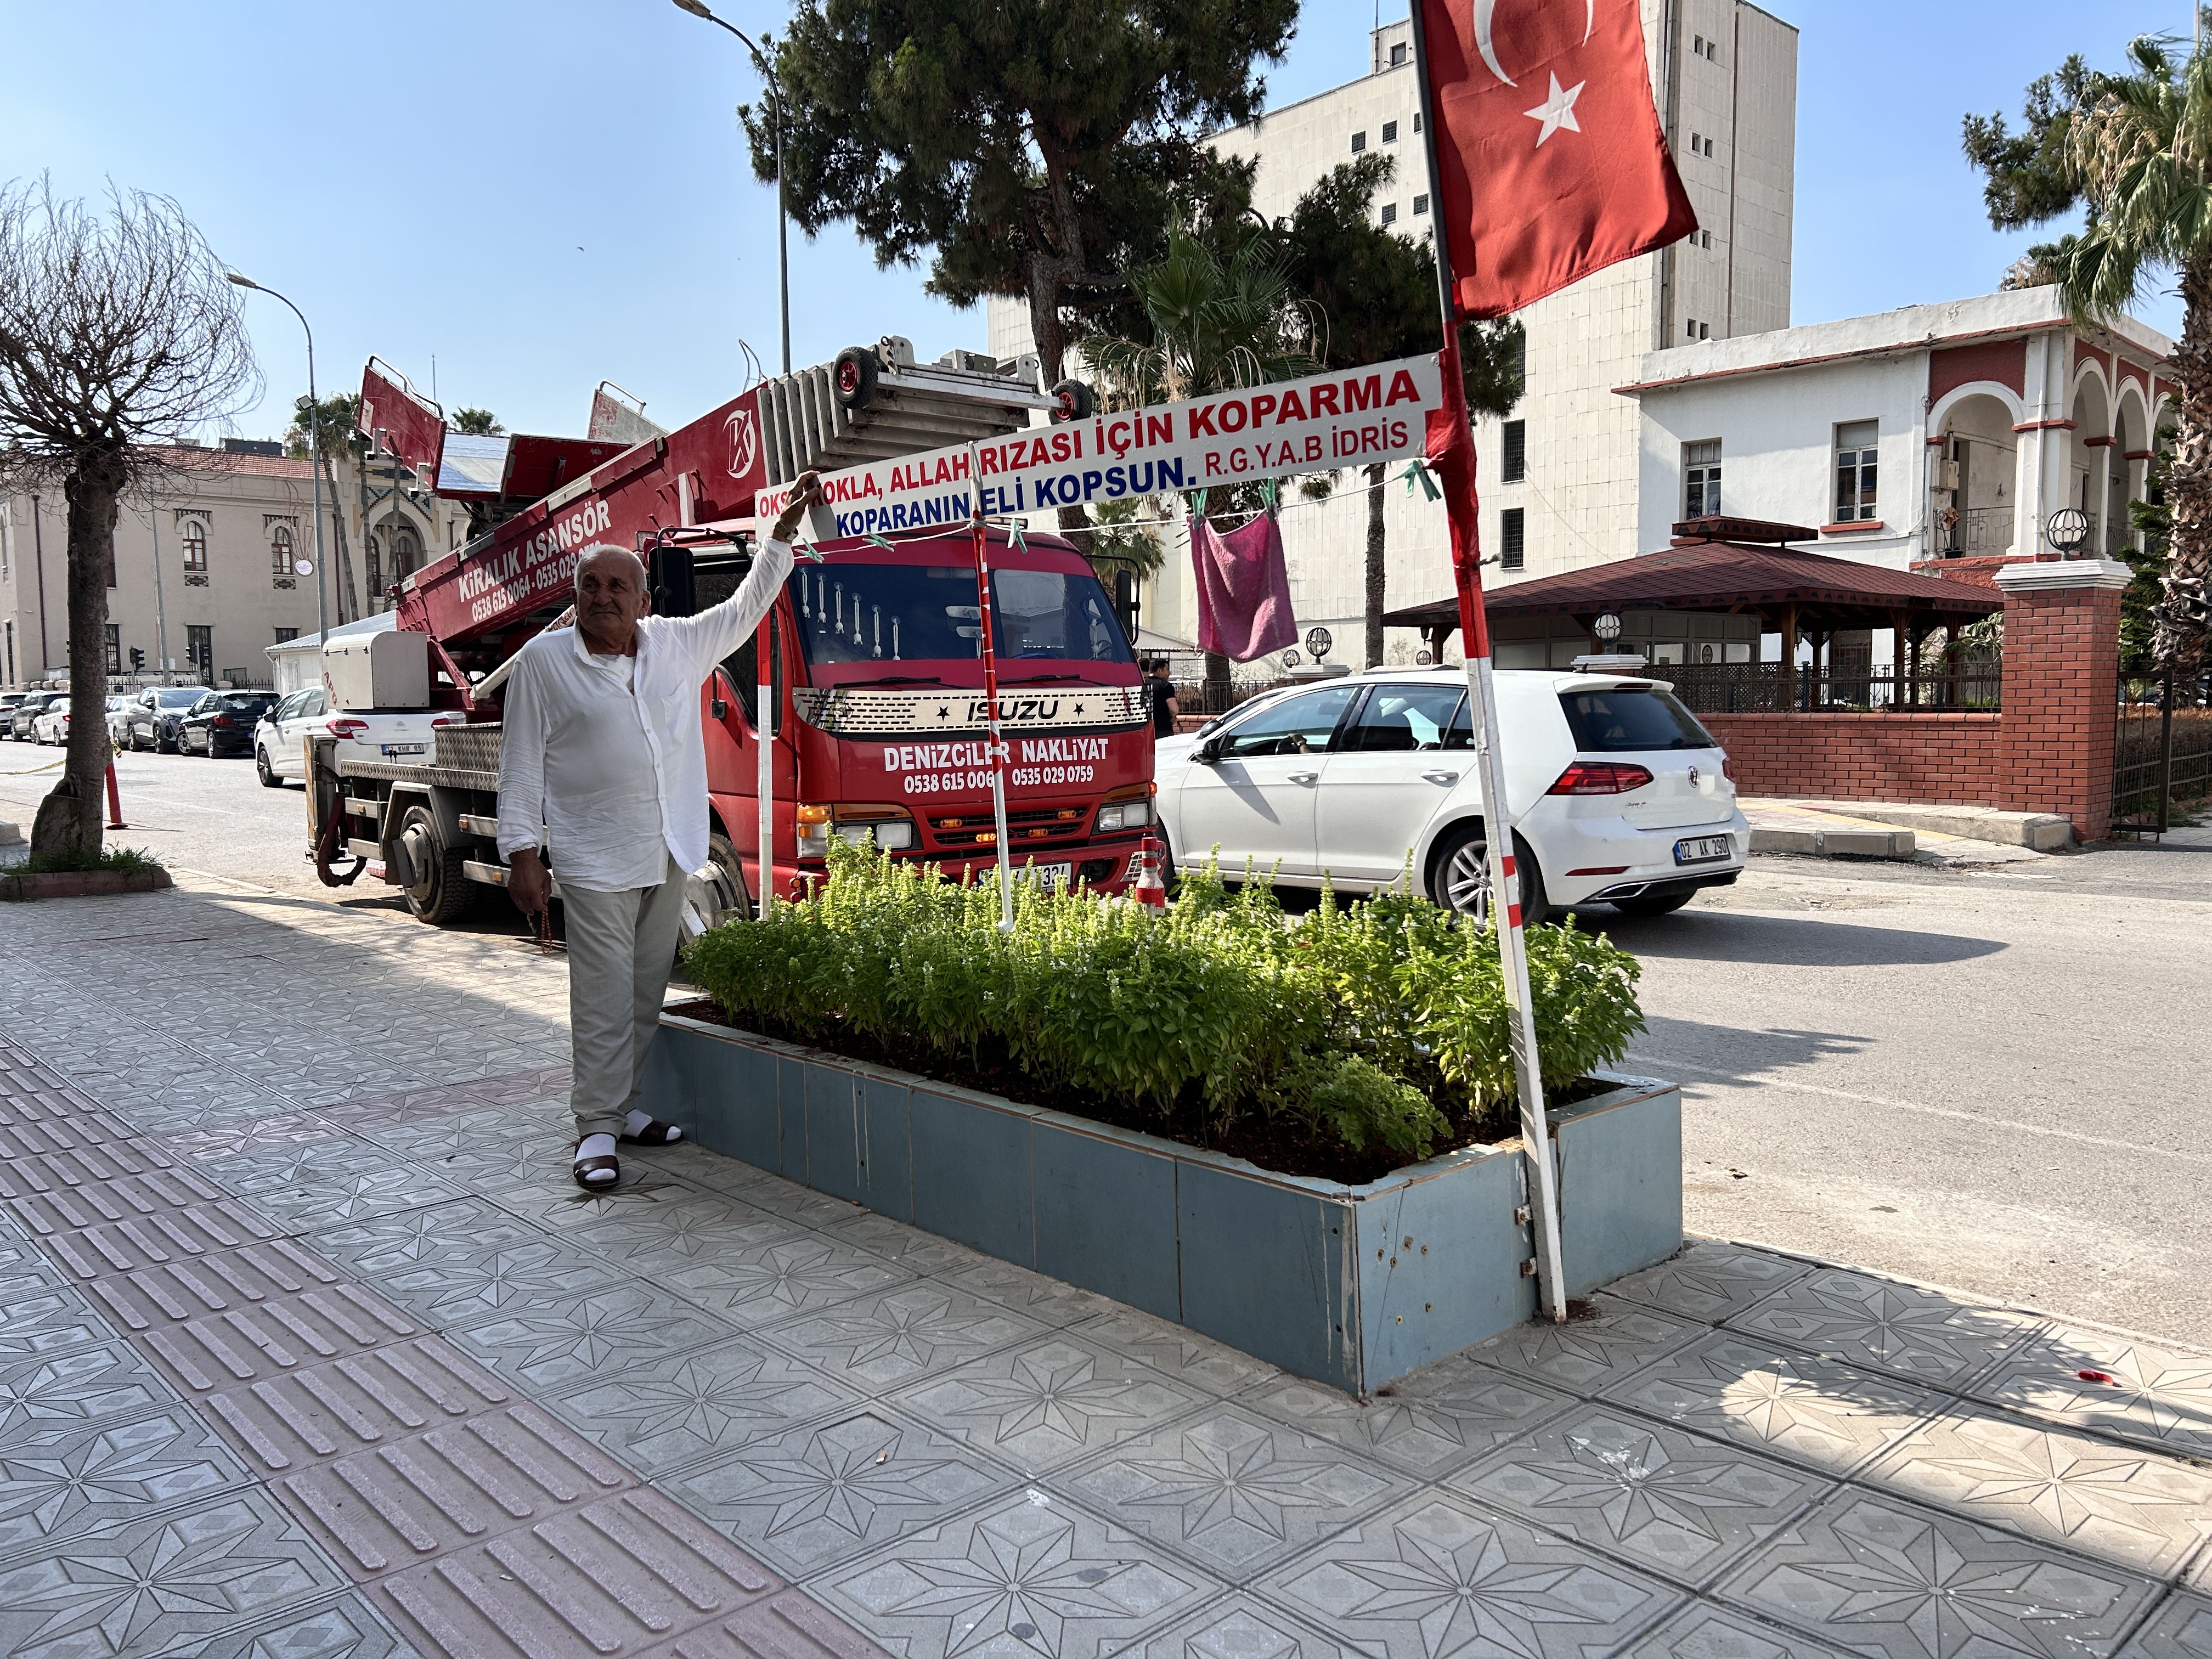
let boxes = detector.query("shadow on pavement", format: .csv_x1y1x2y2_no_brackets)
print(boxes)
1594,907,2007,968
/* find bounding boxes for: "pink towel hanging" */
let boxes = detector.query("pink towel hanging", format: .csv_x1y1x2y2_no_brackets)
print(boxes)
1192,512,1296,662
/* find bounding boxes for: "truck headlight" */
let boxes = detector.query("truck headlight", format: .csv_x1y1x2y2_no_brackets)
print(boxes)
1096,800,1152,833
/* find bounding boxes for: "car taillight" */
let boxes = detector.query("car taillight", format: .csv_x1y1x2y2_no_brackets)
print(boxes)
1547,760,1655,795
1721,754,1736,781
210,715,234,728
326,717,369,740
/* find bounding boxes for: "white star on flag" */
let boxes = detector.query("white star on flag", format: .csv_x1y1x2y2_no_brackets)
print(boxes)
1525,74,1585,146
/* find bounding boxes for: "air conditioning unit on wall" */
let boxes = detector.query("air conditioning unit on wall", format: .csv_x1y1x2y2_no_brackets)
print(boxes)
1934,458,1961,492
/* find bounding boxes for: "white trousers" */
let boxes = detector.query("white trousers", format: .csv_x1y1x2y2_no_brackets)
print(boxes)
561,855,687,1139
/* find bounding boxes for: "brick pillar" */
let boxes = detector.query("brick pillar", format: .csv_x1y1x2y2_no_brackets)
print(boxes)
1994,558,2130,839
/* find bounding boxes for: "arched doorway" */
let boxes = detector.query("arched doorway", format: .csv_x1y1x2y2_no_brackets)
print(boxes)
1934,392,2019,555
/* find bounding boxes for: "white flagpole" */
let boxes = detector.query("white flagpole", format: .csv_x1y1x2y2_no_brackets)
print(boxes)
1407,0,1569,1322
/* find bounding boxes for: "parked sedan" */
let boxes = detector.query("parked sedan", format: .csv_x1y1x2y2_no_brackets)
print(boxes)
9,692,66,742
32,703,71,744
1155,666,1750,923
104,695,134,747
253,686,328,786
178,691,278,757
125,685,214,752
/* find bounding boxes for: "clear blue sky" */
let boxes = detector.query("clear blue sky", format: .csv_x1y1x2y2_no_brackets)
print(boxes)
1,1,2191,443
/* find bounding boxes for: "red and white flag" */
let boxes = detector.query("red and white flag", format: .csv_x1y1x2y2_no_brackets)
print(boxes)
1420,0,1696,319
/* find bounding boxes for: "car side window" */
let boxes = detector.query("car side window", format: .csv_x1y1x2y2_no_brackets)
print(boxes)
1214,685,1357,761
1346,684,1467,753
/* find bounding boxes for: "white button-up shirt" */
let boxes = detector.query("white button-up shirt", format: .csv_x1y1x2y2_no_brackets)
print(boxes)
496,539,793,892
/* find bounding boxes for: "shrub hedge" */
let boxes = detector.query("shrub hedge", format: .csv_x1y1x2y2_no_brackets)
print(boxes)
683,845,1645,1167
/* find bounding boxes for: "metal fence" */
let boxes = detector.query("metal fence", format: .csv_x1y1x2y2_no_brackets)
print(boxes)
1662,661,2003,715
2114,672,2212,836
1171,676,1281,717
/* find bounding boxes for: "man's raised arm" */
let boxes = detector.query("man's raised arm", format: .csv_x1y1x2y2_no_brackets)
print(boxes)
665,471,823,673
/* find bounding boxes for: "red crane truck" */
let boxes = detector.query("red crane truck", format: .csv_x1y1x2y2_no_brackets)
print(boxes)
308,343,1154,928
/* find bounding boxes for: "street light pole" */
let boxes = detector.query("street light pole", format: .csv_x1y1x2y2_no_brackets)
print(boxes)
672,0,791,373
227,274,330,645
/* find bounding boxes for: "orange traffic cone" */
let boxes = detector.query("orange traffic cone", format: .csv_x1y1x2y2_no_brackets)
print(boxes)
1134,833,1167,908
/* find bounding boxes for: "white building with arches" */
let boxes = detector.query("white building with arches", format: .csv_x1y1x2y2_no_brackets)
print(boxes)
1623,286,2171,571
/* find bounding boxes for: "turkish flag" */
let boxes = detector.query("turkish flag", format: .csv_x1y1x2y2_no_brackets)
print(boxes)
1420,0,1695,319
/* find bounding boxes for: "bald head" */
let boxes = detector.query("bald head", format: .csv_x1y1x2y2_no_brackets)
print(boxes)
573,542,652,656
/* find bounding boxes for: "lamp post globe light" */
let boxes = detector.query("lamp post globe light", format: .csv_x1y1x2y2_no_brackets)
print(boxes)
673,0,792,375
226,273,330,644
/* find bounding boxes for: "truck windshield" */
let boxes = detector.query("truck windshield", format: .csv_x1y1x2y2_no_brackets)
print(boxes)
786,563,1133,667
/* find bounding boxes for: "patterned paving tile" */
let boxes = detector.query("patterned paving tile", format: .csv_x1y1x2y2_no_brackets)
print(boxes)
0,1280,114,1364
1604,1243,1821,1328
545,1335,864,1478
0,1340,176,1443
483,1171,705,1235
0,1487,349,1658
820,1207,990,1277
132,1283,424,1397
1858,1406,2212,1577
1070,1307,1284,1399
150,1588,425,1659
1725,1269,2046,1392
446,1282,736,1391
78,1240,352,1334
1713,1487,2163,1659
2122,1590,2212,1659
371,1234,628,1324
199,1338,516,1477
1472,1301,1707,1395
763,1282,1049,1392
1242,1355,1576,1480
1447,1403,1832,1585
204,1141,466,1229
624,1590,895,1659
935,1256,1124,1330
1257,1490,1680,1659
557,1188,799,1278
896,1334,1209,1475
311,1199,551,1278
1603,1332,1946,1479
1057,1401,1408,1578
162,1115,347,1165
1125,1593,1356,1658
814,1486,1222,1659
1971,1325,2212,1462
667,1407,1011,1577
374,1486,786,1659
0,1405,251,1555
1619,1599,1856,1659
273,1403,632,1581
665,1231,916,1327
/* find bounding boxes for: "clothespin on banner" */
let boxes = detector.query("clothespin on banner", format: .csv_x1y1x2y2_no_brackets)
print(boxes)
794,537,827,564
864,532,896,551
1006,522,1028,554
1192,488,1208,516
1403,459,1441,501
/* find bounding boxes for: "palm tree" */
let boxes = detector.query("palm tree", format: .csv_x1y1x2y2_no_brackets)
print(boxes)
1081,225,1319,704
286,393,363,625
2007,36,2212,672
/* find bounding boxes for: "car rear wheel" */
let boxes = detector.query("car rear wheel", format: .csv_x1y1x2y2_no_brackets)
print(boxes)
256,746,282,788
1611,890,1695,918
394,804,478,925
1428,823,1549,928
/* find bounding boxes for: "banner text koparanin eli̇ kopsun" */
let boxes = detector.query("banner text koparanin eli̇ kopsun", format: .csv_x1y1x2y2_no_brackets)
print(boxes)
753,354,1445,535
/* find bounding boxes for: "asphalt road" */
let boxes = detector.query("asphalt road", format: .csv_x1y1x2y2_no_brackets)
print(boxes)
8,738,2207,1345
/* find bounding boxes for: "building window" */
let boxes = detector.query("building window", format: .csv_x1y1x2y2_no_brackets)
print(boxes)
181,518,208,572
1389,42,1407,66
1413,193,1430,215
388,523,422,583
1381,120,1398,143
1500,507,1526,571
274,627,298,645
105,624,121,675
1693,33,1704,52
1834,421,1879,521
1351,130,1366,153
1380,202,1397,225
1704,136,1716,157
1502,420,1526,483
269,523,294,582
1413,111,1422,132
1684,439,1722,517
1686,320,1699,339
187,625,212,680
1700,229,1712,249
1700,322,1711,339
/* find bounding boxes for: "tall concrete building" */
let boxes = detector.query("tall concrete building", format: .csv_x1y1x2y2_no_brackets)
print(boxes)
989,2,1797,661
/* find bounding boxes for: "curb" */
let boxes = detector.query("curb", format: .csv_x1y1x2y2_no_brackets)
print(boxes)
1748,825,1917,859
0,867,174,901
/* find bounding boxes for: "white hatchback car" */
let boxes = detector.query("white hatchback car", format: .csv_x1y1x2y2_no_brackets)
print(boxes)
1155,667,1749,922
253,685,328,787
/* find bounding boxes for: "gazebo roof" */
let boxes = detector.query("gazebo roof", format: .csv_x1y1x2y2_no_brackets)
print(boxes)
1381,523,2002,637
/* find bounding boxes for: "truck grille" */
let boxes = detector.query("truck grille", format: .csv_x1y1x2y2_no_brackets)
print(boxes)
924,805,1088,850
435,721,503,774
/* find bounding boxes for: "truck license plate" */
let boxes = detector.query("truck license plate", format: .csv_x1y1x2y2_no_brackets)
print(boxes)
1028,861,1075,891
1674,834,1732,865
381,742,425,756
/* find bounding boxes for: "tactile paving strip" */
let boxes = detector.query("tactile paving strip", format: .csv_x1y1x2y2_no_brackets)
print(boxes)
202,1337,516,1475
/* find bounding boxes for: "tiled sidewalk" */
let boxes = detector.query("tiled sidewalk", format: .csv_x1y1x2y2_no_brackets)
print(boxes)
1,879,2209,1659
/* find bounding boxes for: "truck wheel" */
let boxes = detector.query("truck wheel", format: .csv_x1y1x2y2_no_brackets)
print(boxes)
833,346,878,410
680,831,752,945
394,803,477,925
1049,379,1094,422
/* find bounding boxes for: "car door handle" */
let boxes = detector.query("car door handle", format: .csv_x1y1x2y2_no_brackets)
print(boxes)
1421,770,1461,784
1287,771,1319,785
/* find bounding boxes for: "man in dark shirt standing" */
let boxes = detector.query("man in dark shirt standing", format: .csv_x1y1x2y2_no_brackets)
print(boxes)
1143,658,1179,737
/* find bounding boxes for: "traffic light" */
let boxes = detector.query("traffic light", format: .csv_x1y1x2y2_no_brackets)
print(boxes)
128,647,145,672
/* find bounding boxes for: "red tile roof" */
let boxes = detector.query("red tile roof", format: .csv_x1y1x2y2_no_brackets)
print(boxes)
139,445,313,479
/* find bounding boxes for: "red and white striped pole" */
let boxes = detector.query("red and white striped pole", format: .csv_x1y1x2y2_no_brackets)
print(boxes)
1408,0,1568,1321
967,444,1016,929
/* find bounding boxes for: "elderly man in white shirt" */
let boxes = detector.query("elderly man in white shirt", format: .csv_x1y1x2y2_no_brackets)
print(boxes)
498,473,820,1189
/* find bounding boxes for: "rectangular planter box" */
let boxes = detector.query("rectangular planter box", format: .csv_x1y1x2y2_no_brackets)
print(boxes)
643,1012,1681,1395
